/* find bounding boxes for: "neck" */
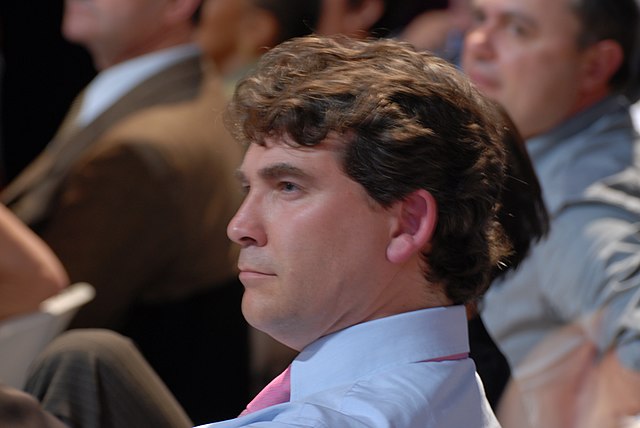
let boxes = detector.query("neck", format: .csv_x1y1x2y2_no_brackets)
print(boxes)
524,89,611,139
92,26,194,71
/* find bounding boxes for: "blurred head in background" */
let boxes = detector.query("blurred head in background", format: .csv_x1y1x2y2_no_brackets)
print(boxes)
62,0,202,70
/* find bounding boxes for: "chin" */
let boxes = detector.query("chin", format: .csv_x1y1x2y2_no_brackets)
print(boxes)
62,24,92,44
241,294,274,330
241,302,303,349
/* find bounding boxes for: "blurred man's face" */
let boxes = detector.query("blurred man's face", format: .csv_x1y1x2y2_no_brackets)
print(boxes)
462,0,587,139
196,0,251,71
63,0,173,68
315,0,383,38
316,0,351,35
227,135,401,351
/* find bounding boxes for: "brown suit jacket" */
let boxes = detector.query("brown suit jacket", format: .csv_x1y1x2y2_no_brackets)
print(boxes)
2,54,243,327
2,60,249,421
2,54,204,227
57,74,243,327
60,75,246,422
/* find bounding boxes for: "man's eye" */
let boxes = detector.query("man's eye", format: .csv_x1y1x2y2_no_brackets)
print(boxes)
471,9,486,26
507,21,530,38
280,182,299,192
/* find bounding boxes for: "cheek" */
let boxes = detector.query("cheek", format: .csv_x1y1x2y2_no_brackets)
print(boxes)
306,213,388,287
497,49,557,106
270,212,354,302
505,43,575,82
499,48,538,82
513,52,579,105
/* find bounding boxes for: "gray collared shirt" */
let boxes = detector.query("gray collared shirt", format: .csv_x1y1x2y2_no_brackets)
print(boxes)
483,95,640,373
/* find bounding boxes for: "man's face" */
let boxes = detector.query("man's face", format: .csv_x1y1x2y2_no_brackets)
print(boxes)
316,0,351,35
63,0,171,67
196,0,251,69
462,0,587,139
227,135,399,351
316,0,383,38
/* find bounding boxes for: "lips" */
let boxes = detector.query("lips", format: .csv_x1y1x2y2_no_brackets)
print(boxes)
237,260,276,277
239,268,275,276
466,68,499,92
238,270,277,286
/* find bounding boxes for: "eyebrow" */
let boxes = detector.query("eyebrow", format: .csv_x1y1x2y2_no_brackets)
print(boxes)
259,163,309,180
472,5,538,29
234,162,312,183
501,10,538,29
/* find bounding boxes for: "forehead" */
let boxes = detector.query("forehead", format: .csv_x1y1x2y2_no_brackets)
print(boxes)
202,0,250,16
238,134,347,179
473,0,580,31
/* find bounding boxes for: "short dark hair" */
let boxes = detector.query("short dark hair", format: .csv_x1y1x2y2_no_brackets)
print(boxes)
226,35,510,304
570,0,640,93
492,105,549,281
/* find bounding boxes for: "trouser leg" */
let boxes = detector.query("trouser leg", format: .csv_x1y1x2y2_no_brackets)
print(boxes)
24,329,192,428
0,385,67,428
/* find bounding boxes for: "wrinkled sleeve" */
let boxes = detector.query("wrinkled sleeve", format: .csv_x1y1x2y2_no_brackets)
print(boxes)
540,202,640,370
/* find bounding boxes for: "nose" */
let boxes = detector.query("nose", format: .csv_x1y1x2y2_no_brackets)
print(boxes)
227,195,267,248
463,21,496,63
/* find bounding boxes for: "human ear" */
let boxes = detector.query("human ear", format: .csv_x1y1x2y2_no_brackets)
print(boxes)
386,189,438,264
579,39,624,93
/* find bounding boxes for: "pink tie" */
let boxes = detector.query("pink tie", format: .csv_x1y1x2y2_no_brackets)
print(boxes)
240,365,292,416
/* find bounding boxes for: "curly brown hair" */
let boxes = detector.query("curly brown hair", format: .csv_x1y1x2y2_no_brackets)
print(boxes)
226,35,511,304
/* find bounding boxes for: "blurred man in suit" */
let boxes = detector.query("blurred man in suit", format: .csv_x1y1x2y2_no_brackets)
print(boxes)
1,0,248,422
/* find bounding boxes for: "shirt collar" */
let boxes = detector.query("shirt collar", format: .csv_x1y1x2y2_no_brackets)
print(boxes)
526,95,636,214
290,305,469,400
76,44,200,127
528,95,631,154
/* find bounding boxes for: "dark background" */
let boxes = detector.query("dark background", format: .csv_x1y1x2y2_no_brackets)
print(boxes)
0,0,96,185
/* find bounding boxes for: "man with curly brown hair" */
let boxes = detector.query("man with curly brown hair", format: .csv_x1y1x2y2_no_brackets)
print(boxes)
2,35,513,428
212,34,509,427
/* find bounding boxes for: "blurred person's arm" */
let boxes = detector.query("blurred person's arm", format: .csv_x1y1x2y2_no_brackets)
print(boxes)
0,383,68,428
547,206,640,427
498,203,640,428
0,204,69,320
574,348,640,428
498,330,640,428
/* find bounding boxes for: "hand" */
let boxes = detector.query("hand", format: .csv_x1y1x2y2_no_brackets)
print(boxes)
497,322,640,428
574,350,640,428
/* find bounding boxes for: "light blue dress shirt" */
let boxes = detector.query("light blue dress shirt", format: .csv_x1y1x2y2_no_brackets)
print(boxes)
483,95,640,373
198,306,499,427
